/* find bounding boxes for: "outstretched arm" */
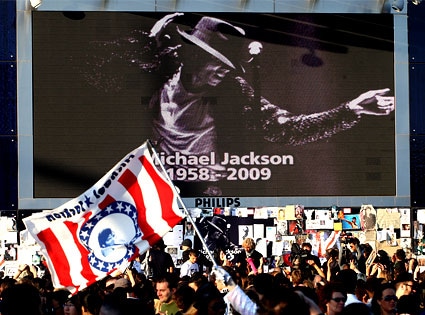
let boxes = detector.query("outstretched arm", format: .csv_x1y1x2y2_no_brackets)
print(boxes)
347,88,395,116
235,76,395,146
211,266,258,315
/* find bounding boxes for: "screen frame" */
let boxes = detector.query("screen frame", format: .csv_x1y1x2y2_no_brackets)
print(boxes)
17,2,410,209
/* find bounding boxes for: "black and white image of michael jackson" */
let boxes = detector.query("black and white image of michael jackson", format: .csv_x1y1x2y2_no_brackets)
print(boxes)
57,13,395,197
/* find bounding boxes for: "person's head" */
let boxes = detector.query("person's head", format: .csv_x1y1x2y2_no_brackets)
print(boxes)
1,283,43,315
99,293,122,315
80,291,102,315
155,275,178,303
188,250,199,264
291,269,304,286
180,239,192,251
362,243,373,258
173,284,196,312
188,272,208,292
103,277,118,295
177,16,245,89
327,248,339,260
371,283,397,315
98,228,115,248
395,248,406,261
295,205,304,218
50,289,72,312
317,283,347,315
63,294,83,315
334,269,357,294
152,238,166,251
396,294,421,315
259,286,310,315
242,238,256,253
194,282,226,315
295,234,304,245
394,272,415,298
302,242,312,253
347,237,360,252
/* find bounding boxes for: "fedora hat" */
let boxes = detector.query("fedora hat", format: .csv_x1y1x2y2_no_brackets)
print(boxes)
177,16,245,70
181,239,192,247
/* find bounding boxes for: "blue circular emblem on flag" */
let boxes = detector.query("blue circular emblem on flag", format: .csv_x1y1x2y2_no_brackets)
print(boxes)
79,201,142,272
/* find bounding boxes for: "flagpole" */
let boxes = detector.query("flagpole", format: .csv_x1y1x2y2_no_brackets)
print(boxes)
146,140,219,267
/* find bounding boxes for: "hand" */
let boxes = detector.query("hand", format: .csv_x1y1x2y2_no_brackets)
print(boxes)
211,266,236,289
306,259,316,266
347,88,395,116
149,13,184,46
349,259,357,271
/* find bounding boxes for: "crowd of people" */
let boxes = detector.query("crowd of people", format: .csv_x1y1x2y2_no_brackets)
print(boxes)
1,235,425,315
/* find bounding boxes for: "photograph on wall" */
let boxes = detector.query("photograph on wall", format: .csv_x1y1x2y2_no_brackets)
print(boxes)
196,216,240,261
400,208,411,238
280,236,295,253
417,255,425,273
413,221,423,240
305,209,333,230
360,204,377,231
184,220,195,238
276,208,286,221
254,224,265,239
377,208,400,230
3,243,18,261
418,210,425,224
400,237,411,249
266,226,277,241
341,214,361,230
213,208,223,215
236,208,249,218
253,207,269,219
284,205,297,221
238,225,254,245
288,219,305,235
166,246,179,267
163,224,184,248
31,12,395,199
276,220,288,238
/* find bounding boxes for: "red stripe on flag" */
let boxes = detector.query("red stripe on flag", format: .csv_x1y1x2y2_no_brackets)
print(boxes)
99,194,116,210
118,169,160,246
64,220,97,288
37,228,75,288
140,156,182,228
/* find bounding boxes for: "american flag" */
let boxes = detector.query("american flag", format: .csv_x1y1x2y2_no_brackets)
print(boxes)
24,142,184,293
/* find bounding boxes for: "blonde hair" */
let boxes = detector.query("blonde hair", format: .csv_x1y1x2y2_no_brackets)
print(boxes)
242,238,256,250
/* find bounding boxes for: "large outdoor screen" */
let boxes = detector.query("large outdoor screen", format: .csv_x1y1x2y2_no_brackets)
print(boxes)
28,12,397,205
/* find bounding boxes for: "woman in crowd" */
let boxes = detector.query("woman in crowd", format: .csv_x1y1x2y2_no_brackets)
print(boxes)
63,294,83,315
317,282,347,315
371,283,397,315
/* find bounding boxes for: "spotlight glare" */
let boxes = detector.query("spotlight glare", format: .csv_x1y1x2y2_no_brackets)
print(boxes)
29,0,42,9
392,0,404,11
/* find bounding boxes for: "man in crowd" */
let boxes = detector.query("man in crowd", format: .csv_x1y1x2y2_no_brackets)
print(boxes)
181,238,212,275
347,237,366,274
148,239,175,281
180,249,200,278
154,274,181,315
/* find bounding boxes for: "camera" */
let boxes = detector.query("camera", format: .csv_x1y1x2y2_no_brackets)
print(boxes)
339,232,353,244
